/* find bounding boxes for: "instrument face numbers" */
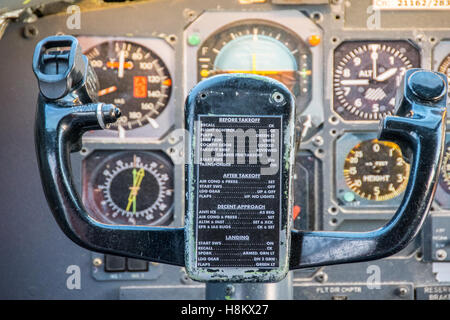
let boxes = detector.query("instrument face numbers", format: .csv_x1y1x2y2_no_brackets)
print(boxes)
343,139,410,201
83,151,174,226
438,54,450,89
440,144,450,193
84,40,172,130
333,41,420,121
195,115,282,269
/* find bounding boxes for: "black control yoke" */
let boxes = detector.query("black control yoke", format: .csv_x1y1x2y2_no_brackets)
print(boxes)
34,36,447,273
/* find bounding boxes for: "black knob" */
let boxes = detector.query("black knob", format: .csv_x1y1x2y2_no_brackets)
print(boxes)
32,35,86,100
407,70,446,102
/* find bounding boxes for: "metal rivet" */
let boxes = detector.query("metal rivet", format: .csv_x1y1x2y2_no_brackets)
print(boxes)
397,287,408,297
313,136,324,147
225,284,235,296
23,25,38,39
436,249,447,261
92,258,103,267
315,272,328,283
271,91,285,104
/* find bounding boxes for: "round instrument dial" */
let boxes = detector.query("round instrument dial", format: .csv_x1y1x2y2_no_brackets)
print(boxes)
439,143,450,193
84,40,172,130
438,54,450,87
83,151,174,226
333,41,420,121
343,139,410,201
197,20,312,104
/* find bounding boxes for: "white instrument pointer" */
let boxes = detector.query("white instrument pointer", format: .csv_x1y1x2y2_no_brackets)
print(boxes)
375,68,398,82
118,50,125,79
340,79,370,86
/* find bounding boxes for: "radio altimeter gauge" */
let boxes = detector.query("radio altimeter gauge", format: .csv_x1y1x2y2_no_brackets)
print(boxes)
84,40,172,130
83,150,174,226
343,139,410,201
439,144,450,193
333,41,420,121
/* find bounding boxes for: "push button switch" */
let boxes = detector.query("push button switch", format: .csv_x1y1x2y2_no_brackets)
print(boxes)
127,258,149,272
104,254,126,272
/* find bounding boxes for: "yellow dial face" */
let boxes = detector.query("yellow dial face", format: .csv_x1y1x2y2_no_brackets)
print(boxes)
441,146,450,191
343,139,410,201
438,54,450,86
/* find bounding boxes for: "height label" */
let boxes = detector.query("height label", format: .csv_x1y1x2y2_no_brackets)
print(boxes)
195,115,282,268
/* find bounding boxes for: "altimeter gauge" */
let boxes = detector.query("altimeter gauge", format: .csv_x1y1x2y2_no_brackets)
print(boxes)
343,139,410,201
83,150,174,226
333,41,420,121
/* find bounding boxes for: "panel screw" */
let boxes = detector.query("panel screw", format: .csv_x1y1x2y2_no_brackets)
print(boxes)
92,258,103,267
180,274,191,284
225,284,235,297
436,249,447,261
315,272,328,283
167,34,177,44
396,286,408,297
271,91,285,105
23,25,38,39
313,135,324,147
180,268,192,284
168,136,177,144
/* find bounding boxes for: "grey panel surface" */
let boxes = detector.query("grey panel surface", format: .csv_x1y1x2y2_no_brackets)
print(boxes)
0,0,57,14
294,283,414,300
120,285,206,300
1,0,450,300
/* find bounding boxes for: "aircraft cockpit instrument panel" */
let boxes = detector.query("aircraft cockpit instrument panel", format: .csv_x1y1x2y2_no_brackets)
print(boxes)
1,0,450,300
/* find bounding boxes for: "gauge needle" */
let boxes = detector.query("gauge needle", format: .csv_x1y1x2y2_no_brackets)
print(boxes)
375,68,398,82
340,79,370,86
371,50,379,80
118,50,125,78
98,86,117,97
126,169,137,212
126,168,145,213
252,54,256,73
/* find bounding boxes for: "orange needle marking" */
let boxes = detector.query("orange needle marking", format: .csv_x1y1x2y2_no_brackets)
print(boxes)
106,61,133,69
293,205,301,220
98,86,117,97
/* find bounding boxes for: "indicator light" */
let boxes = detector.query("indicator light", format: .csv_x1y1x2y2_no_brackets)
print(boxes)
343,191,356,203
188,34,201,46
133,76,147,98
308,35,321,47
200,69,209,77
299,69,312,78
